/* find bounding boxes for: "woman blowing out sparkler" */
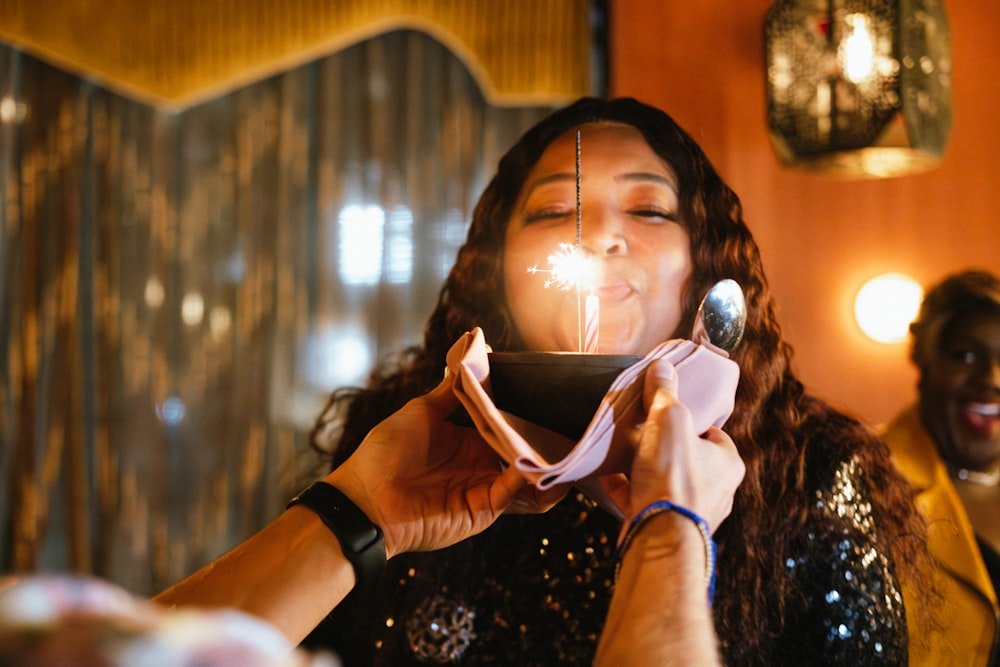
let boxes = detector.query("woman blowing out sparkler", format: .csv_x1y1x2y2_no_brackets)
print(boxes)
152,97,936,666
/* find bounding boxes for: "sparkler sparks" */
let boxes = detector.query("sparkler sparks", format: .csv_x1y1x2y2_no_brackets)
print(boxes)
527,243,596,291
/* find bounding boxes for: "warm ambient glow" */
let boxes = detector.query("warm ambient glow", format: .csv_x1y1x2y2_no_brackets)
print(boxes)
840,14,875,83
854,273,923,343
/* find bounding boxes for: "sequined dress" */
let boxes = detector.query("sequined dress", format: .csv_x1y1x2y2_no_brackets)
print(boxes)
305,456,907,666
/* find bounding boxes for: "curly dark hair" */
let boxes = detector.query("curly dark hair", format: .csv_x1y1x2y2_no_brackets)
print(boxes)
311,97,932,659
910,268,1000,370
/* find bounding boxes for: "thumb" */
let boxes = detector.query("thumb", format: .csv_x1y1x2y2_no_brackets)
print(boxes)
421,370,460,414
643,358,678,410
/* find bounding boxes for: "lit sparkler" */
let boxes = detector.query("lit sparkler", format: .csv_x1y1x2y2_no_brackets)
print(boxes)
526,243,595,291
525,130,600,352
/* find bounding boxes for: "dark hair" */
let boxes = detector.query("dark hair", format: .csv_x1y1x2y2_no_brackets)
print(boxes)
910,268,1000,369
311,97,931,658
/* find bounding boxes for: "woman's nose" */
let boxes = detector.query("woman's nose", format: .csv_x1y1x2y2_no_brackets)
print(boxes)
972,353,1000,390
987,355,1000,388
579,212,627,257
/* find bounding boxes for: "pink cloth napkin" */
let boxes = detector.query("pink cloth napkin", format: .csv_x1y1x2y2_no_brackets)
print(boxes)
446,328,740,495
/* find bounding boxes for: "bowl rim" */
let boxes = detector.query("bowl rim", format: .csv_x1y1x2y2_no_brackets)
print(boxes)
487,351,643,368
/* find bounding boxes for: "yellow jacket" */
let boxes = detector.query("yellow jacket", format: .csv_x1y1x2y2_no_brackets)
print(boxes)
881,405,999,666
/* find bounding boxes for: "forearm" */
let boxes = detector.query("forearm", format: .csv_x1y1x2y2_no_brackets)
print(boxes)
153,504,355,645
595,512,721,666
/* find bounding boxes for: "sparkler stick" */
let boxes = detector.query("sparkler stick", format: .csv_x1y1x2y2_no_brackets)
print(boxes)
525,129,600,353
576,130,583,352
575,130,600,353
576,129,582,246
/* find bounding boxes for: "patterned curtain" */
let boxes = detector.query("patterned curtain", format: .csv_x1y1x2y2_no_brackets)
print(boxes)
0,31,561,595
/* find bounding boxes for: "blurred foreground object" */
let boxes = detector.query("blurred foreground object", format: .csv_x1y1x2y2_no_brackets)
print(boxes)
0,574,337,667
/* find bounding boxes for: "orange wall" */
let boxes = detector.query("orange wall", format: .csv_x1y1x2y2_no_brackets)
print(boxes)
609,0,1000,427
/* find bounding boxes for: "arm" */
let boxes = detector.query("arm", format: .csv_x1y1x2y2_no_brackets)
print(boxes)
598,512,720,666
154,504,356,645
155,373,559,645
595,359,746,667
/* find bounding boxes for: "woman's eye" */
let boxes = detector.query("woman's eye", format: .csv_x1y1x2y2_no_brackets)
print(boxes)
523,209,572,224
946,348,978,365
630,208,678,222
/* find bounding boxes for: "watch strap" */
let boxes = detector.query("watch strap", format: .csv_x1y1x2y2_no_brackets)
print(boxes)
286,481,386,593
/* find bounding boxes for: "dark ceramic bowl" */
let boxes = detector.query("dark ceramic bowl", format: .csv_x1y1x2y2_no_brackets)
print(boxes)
487,352,642,440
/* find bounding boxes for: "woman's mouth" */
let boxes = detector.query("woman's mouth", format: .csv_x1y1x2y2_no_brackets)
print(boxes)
959,401,1000,436
595,282,635,303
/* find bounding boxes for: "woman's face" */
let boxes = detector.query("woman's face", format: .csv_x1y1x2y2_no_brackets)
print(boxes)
503,122,691,355
919,307,1000,471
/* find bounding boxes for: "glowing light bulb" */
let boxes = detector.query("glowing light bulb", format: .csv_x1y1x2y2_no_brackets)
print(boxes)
840,14,875,83
854,273,923,343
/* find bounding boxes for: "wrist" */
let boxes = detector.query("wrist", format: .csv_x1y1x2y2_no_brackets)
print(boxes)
286,481,386,595
622,512,701,561
324,468,416,558
615,499,717,604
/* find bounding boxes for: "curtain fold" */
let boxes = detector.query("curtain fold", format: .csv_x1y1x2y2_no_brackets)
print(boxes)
0,30,559,594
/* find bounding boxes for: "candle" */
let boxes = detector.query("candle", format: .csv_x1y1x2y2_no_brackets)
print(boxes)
584,290,599,353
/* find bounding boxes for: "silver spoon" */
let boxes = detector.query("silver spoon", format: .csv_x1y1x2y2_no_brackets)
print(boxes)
691,279,747,353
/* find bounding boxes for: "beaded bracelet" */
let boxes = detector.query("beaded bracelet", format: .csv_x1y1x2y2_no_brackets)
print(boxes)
614,500,717,605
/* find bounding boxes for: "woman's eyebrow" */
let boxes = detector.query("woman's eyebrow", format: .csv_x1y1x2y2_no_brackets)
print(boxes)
521,173,575,200
616,172,678,194
522,170,679,199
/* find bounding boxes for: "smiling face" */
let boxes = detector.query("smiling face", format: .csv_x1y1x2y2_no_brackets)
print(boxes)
918,306,1000,471
502,123,691,355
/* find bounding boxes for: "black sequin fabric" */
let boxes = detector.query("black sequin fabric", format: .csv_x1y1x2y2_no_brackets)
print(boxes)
305,457,907,666
749,457,908,666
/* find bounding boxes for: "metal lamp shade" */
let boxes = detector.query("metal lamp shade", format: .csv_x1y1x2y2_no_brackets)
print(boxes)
764,0,952,178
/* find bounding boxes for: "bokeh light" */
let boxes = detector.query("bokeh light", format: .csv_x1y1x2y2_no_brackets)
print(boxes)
854,273,923,343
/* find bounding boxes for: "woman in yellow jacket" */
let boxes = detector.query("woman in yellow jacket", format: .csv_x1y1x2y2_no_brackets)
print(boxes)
881,269,1000,667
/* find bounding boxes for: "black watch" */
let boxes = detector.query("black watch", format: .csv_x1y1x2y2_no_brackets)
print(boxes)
286,481,386,593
